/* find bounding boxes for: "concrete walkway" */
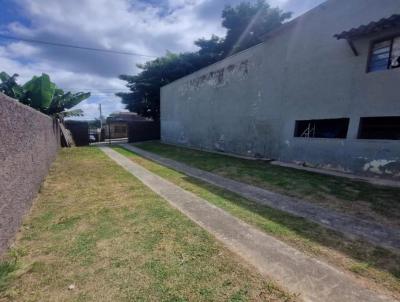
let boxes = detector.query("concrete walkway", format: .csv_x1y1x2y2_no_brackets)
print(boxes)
101,146,395,302
120,144,400,252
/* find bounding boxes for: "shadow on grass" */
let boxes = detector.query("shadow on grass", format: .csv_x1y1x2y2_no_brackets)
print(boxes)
181,175,400,281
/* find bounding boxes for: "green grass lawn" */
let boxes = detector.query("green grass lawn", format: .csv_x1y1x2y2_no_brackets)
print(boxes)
113,145,400,299
134,142,400,228
0,148,294,302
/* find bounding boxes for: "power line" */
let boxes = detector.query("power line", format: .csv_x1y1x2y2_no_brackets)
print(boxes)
64,88,128,91
70,93,128,95
63,88,130,92
0,34,157,58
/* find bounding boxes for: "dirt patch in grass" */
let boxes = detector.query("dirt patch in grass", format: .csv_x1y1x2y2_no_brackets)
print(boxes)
114,145,400,299
135,142,400,228
0,147,295,302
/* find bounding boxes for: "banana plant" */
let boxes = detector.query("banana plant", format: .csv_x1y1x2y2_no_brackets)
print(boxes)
0,71,90,117
45,89,91,116
22,73,56,110
0,72,23,99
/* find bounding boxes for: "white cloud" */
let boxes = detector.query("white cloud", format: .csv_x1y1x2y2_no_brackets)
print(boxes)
3,42,39,58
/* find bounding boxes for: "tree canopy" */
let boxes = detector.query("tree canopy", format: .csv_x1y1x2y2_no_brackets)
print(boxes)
222,0,291,55
117,1,291,121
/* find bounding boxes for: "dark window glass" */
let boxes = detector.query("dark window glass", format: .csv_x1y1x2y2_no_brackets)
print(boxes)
294,118,350,139
368,37,400,72
358,117,400,140
369,42,390,72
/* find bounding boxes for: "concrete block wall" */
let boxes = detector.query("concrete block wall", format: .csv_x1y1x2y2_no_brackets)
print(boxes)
0,93,60,254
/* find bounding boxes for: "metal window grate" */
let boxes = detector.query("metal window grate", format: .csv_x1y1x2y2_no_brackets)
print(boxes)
294,118,350,139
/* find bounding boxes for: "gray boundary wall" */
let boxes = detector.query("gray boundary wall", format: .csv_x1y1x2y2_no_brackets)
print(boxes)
0,93,60,254
65,120,89,146
128,121,160,143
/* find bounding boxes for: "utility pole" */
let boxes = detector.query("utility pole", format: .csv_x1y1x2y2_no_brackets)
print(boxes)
99,104,102,142
99,104,103,129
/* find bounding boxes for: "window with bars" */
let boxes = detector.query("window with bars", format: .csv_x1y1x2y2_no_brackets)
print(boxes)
368,36,400,72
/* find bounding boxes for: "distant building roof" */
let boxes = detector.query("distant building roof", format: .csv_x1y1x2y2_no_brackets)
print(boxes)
335,14,400,40
106,112,151,123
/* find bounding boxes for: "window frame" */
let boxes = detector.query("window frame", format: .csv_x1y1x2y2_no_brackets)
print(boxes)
367,34,400,73
357,116,400,140
293,118,350,139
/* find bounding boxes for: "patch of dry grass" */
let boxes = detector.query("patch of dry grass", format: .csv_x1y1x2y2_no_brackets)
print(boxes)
0,147,295,302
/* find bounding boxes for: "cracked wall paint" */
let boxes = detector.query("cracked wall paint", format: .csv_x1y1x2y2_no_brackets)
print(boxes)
178,60,250,95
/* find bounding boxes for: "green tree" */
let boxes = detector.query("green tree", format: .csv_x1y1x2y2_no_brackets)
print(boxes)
195,35,225,63
117,1,291,121
0,72,90,117
117,51,213,120
222,0,291,55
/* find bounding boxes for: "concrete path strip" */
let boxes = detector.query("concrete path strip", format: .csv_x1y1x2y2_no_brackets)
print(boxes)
120,144,400,252
101,146,395,302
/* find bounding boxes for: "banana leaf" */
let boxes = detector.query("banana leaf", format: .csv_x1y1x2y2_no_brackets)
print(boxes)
22,74,56,110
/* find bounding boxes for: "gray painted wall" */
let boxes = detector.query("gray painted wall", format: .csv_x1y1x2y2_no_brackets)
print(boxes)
0,93,60,254
161,0,400,178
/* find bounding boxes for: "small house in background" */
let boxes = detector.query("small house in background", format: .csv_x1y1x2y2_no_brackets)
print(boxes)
105,112,159,142
105,112,149,139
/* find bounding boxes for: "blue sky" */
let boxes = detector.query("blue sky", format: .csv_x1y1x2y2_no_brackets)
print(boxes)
0,0,324,119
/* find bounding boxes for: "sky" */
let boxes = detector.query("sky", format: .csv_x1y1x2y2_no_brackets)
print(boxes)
0,0,325,120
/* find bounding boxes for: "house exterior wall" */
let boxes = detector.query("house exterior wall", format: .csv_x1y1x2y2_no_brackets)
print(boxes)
105,122,128,139
0,93,60,254
161,0,400,178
